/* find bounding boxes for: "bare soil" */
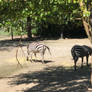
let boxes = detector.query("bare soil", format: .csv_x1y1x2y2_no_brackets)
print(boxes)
0,37,92,92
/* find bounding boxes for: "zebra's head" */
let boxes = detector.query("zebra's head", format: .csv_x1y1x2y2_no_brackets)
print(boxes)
87,46,92,56
82,45,92,56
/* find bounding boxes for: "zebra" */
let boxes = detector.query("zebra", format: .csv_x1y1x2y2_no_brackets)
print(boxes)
26,42,51,63
71,45,92,70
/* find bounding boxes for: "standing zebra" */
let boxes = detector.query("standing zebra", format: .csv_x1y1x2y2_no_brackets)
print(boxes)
71,45,92,70
27,42,51,63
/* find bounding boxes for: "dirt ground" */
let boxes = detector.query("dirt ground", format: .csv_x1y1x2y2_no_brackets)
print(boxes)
0,36,92,92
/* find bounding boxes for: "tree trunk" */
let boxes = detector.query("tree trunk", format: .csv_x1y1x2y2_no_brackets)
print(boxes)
79,0,92,86
27,16,32,39
82,18,92,43
89,7,92,86
82,18,92,86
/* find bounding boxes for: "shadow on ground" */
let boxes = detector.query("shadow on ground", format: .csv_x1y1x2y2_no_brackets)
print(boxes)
0,38,31,51
9,65,91,92
29,59,54,64
0,38,28,47
0,36,87,51
0,37,51,51
0,37,57,47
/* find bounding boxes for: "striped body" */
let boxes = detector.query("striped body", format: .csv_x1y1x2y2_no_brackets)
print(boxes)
27,42,51,63
71,45,92,70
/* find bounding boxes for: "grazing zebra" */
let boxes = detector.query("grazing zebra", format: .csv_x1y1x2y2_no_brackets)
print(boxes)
71,45,92,70
26,42,51,63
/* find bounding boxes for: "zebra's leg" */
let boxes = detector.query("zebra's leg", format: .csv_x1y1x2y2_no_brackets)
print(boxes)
27,53,30,61
81,57,84,68
30,53,33,62
86,55,89,66
41,52,44,64
74,60,77,71
74,57,78,71
27,47,29,61
27,56,29,61
34,53,37,61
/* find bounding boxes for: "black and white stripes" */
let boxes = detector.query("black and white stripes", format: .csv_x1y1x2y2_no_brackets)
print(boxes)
27,42,51,63
71,45,92,70
26,41,92,70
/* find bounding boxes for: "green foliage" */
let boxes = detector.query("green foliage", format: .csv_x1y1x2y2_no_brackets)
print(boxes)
31,28,38,35
83,11,90,17
0,0,91,37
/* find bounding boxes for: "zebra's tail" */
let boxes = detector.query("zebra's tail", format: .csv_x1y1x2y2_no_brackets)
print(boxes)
45,45,51,55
